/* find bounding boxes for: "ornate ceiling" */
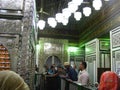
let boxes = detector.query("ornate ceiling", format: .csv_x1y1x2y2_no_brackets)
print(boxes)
36,0,120,45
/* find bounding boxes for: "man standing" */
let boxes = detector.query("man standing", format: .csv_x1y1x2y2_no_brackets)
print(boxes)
78,61,89,85
64,62,78,81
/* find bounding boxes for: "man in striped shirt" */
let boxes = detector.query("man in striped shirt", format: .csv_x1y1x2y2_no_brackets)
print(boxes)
77,61,89,85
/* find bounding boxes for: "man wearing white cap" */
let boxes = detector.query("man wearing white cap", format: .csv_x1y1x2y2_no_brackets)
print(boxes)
64,62,78,81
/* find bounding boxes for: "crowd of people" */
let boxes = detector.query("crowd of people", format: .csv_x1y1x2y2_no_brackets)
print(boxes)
0,61,119,90
42,61,120,90
43,61,90,86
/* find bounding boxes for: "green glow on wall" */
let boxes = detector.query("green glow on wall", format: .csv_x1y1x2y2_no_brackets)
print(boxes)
68,47,79,53
105,42,109,46
86,48,90,52
36,44,40,50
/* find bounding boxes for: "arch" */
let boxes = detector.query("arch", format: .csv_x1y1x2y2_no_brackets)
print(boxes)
0,43,10,53
45,55,61,68
0,44,11,71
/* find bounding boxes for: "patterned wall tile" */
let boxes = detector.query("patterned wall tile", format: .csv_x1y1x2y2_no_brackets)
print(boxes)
112,31,120,48
19,0,36,89
0,0,24,10
39,38,68,73
0,0,37,89
0,19,21,33
86,42,96,55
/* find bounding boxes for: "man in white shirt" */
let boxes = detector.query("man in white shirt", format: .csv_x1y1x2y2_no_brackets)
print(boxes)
77,61,89,85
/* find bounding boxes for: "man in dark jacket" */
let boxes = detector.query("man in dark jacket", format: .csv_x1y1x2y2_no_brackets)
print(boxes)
64,62,78,81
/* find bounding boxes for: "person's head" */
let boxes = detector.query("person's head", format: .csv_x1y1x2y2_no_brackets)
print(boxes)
52,64,56,67
99,71,120,90
0,70,29,90
57,64,63,71
50,65,55,70
64,62,70,69
79,61,87,71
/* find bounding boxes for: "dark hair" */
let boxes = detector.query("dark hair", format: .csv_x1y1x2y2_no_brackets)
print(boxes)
50,65,55,69
81,61,87,69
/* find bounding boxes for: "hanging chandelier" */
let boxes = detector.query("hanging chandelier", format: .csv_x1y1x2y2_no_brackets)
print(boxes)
37,20,46,30
83,7,92,17
47,17,57,28
37,0,108,30
55,13,63,23
93,0,102,10
62,8,71,19
74,12,82,21
68,2,78,13
62,18,68,26
72,0,83,6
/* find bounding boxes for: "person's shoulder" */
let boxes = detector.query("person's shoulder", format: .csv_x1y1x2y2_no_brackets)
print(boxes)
85,71,89,77
82,70,89,75
70,68,77,72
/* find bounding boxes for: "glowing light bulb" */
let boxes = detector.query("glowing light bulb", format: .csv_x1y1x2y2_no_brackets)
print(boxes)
37,20,46,30
74,12,82,21
48,17,57,28
93,0,102,10
83,7,92,17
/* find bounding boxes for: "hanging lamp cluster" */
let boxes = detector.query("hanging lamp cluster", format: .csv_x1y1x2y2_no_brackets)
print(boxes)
37,0,109,30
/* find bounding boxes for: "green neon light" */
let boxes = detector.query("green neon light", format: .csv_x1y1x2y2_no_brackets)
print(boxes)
86,48,90,52
68,47,78,53
105,42,109,46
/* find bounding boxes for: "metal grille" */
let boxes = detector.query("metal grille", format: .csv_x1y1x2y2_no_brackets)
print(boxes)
112,31,120,48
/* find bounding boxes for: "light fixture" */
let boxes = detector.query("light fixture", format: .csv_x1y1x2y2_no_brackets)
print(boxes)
68,46,78,53
74,12,82,21
55,13,63,23
47,17,57,28
62,8,71,19
37,20,46,30
93,0,102,10
83,7,92,17
68,2,78,13
62,18,68,26
37,0,106,29
72,0,83,6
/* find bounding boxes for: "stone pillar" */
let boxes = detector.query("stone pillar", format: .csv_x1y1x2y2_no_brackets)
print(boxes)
19,0,36,89
0,0,37,89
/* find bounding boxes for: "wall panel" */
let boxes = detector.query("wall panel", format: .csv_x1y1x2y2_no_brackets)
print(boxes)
0,0,24,10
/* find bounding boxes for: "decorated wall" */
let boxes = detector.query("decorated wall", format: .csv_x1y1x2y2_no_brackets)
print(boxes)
0,0,37,89
38,38,68,73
